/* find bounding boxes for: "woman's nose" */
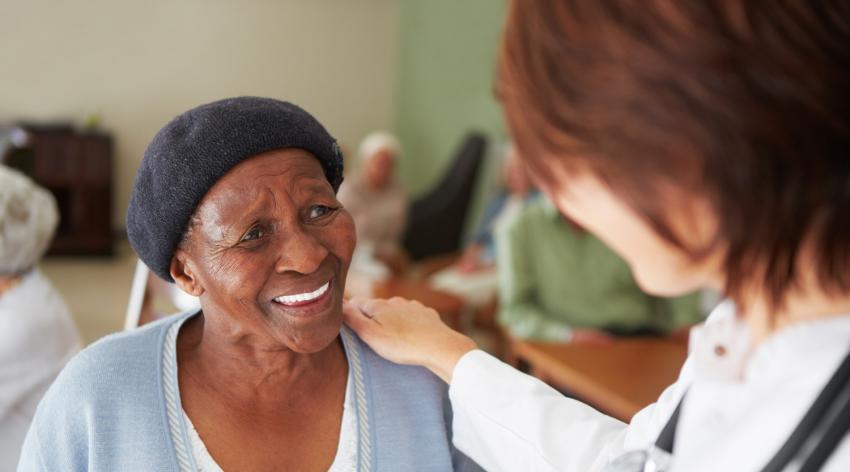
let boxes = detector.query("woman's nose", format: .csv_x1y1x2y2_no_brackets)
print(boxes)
273,226,329,275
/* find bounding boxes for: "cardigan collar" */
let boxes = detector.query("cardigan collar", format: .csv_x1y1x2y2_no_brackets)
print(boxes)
159,311,374,471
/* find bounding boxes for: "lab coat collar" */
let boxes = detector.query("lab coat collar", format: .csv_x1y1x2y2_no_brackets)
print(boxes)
689,301,850,386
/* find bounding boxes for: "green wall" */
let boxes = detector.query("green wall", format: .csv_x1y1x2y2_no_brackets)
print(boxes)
394,0,507,199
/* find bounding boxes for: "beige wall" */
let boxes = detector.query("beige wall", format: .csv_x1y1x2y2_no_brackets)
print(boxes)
0,0,399,230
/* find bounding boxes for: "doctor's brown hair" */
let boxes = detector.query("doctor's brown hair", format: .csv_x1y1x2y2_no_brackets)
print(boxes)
498,0,850,310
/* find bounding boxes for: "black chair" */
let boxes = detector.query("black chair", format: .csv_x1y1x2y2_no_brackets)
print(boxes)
402,132,487,261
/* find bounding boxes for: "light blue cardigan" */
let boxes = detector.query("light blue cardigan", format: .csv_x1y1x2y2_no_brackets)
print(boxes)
18,311,482,471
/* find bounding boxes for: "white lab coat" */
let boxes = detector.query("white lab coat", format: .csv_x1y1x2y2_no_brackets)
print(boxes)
448,302,850,471
0,269,80,471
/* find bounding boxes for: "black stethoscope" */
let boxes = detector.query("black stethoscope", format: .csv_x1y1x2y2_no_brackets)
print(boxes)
605,347,850,471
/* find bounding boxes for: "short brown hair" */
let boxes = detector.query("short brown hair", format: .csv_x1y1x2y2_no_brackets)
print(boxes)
498,0,850,309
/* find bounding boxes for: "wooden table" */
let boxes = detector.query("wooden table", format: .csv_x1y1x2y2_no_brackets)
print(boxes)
510,338,688,422
372,278,465,331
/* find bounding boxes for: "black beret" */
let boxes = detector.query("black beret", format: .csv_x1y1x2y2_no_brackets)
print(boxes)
126,96,344,282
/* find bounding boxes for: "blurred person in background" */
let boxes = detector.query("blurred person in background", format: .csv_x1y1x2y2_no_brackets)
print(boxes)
0,127,30,163
497,195,701,344
430,143,537,309
0,165,80,471
456,143,535,274
338,131,409,277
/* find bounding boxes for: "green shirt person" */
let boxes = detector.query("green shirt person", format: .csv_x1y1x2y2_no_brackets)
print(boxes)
496,196,701,342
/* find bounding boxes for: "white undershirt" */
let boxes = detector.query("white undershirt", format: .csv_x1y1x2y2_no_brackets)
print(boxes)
182,373,358,471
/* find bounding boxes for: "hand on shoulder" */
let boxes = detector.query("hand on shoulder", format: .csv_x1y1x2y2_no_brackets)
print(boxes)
343,297,477,383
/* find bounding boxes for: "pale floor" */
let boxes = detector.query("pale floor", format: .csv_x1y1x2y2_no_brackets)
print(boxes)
40,240,139,344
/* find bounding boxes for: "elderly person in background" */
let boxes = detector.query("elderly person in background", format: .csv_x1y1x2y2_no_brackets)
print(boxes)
0,166,80,471
338,131,409,276
0,126,30,162
19,98,481,471
497,195,702,344
430,144,537,309
453,144,534,274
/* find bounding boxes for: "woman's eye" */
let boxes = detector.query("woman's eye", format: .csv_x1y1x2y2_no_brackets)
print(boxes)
309,205,333,220
241,227,264,242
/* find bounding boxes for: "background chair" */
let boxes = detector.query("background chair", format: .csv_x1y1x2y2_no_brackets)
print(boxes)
124,259,200,330
402,132,487,261
124,260,149,330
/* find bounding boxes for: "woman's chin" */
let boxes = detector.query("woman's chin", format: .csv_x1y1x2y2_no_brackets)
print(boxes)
273,306,344,354
260,287,346,353
284,325,343,354
633,266,705,297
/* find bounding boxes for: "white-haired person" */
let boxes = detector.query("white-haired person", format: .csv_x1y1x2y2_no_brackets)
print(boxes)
0,126,30,162
338,131,409,277
0,165,80,470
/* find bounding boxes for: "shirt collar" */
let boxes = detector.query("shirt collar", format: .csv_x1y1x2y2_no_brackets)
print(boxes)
689,301,850,384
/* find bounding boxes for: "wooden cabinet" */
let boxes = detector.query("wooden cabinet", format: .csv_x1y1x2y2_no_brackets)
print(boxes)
6,128,114,256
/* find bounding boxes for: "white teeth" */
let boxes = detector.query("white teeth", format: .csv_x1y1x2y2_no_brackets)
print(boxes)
274,282,330,306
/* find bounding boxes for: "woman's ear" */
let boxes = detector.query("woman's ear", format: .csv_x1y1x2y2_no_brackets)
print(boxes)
170,250,204,297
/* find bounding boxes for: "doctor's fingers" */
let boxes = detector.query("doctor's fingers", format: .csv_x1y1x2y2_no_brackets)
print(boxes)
346,296,384,319
342,299,372,332
348,296,435,323
376,297,437,320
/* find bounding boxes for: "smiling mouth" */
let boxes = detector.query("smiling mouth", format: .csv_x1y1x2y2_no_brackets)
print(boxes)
273,280,331,307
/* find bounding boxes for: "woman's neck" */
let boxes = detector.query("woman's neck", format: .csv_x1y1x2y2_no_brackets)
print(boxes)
178,313,348,411
726,241,850,345
742,286,850,345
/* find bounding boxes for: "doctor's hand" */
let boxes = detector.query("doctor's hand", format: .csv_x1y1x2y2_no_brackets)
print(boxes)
343,297,478,383
570,328,615,345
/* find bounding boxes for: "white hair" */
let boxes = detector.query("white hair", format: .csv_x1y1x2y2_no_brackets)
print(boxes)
0,165,59,275
358,131,402,163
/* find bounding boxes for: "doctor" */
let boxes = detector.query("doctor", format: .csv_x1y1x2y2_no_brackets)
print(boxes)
343,1,850,471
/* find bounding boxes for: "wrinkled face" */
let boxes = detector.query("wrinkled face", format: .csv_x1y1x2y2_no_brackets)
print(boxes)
173,149,356,353
363,149,395,190
540,166,723,297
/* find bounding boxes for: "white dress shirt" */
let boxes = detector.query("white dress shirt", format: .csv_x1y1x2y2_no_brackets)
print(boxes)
449,301,850,471
0,269,80,471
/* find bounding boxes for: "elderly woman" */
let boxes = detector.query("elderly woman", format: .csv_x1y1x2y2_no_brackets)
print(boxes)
19,98,480,471
0,166,80,471
338,131,409,276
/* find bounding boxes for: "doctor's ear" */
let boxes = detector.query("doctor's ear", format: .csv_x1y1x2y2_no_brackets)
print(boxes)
170,251,204,297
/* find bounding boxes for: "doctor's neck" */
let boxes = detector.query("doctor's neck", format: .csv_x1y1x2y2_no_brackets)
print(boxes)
736,256,850,345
